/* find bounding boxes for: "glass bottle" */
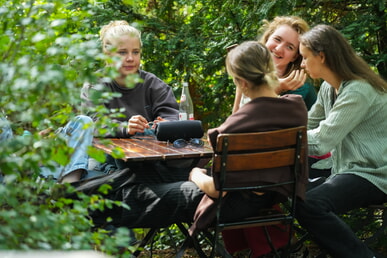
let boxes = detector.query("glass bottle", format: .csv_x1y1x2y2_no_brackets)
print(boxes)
179,82,194,120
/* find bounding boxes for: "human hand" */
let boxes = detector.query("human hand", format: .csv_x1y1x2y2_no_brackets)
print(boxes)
151,116,166,129
277,69,307,94
127,115,149,135
189,167,207,182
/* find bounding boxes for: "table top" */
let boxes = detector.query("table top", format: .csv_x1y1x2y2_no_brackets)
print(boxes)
93,136,214,162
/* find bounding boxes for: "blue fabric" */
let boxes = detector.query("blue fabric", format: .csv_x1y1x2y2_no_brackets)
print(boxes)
0,113,13,142
40,115,94,180
134,127,155,136
1,114,94,181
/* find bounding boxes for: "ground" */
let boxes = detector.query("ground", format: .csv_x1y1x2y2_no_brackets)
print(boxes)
137,243,323,257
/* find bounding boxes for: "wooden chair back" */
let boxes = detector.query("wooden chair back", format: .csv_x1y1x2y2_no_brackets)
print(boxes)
208,126,307,257
212,126,307,197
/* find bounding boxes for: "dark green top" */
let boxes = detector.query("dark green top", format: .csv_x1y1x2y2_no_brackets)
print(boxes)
283,81,317,110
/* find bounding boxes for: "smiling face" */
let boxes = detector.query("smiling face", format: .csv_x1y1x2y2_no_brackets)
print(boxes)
265,25,300,77
112,35,141,77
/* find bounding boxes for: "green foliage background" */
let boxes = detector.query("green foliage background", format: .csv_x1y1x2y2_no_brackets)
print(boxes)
0,0,386,256
69,0,387,129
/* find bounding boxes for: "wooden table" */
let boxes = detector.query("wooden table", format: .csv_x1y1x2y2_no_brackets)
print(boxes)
93,136,213,162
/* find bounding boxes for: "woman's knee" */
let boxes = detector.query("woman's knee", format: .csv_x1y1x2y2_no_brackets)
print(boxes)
296,188,333,218
75,115,93,125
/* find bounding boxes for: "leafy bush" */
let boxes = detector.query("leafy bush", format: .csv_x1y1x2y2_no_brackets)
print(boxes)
0,179,131,254
1,0,385,256
0,0,133,256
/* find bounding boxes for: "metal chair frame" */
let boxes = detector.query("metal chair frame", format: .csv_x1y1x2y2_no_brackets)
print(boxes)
178,126,307,258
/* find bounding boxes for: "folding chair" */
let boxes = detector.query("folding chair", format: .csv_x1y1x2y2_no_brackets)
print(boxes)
178,126,307,258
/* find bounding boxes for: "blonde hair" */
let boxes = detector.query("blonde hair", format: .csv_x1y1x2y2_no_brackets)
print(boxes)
259,16,309,77
99,20,142,54
226,41,279,90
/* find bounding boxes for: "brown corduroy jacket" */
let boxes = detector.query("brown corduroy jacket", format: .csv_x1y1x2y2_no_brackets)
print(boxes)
189,94,308,235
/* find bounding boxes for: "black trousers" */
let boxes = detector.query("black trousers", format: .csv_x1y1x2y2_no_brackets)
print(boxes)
81,158,204,228
120,181,204,228
296,174,385,258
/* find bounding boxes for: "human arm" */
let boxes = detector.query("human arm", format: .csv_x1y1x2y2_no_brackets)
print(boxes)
80,72,178,138
144,71,179,121
189,167,225,198
307,84,328,130
124,72,178,135
80,81,126,137
190,126,224,198
307,81,371,156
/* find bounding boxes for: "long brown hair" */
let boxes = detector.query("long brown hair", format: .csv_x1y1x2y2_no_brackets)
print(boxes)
300,25,387,93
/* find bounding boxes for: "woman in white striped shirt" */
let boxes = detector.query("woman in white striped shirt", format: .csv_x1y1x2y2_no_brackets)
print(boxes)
296,24,387,258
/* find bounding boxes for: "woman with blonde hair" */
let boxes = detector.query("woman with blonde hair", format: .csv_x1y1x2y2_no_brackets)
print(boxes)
82,20,196,179
82,20,179,138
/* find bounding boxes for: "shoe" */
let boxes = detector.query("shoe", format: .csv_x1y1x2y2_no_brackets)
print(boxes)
75,168,134,195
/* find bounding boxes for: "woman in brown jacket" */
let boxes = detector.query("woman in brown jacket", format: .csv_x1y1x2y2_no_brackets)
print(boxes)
190,41,307,215
188,41,308,257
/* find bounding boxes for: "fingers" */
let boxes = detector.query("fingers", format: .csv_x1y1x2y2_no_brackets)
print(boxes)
154,116,164,122
127,115,149,135
293,69,307,87
127,115,168,134
153,116,165,126
278,69,307,92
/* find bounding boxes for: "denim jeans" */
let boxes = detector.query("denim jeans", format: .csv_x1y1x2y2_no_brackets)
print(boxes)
0,114,13,142
296,173,385,258
0,114,94,181
40,115,94,180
